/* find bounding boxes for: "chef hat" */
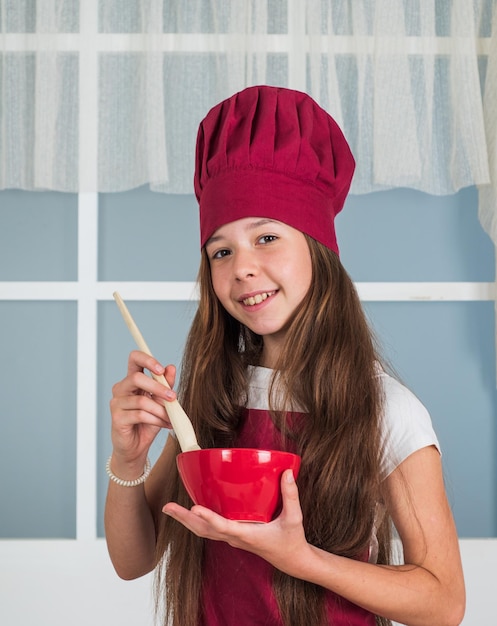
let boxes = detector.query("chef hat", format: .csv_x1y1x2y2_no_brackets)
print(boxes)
194,85,355,254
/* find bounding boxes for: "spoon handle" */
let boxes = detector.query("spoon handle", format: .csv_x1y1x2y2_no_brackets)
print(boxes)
113,291,201,452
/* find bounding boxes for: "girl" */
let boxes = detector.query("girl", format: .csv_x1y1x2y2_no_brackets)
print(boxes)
105,86,465,626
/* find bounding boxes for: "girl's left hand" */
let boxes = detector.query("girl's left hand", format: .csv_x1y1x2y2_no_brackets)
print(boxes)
162,470,312,576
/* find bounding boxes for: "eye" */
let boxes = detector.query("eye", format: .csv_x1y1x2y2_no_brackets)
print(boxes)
211,248,231,260
257,234,278,245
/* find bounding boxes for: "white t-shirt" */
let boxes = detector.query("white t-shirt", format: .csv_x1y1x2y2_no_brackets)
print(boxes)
377,369,440,479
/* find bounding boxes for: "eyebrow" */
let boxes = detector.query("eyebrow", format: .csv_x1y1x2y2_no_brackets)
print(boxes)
205,219,279,247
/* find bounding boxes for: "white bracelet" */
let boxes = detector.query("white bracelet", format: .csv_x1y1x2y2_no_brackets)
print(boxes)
106,456,152,487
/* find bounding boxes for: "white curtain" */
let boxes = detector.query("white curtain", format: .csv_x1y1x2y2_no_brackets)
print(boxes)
0,0,496,247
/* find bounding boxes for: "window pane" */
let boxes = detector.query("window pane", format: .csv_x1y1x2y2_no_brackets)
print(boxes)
98,189,201,281
0,0,79,33
99,0,141,33
337,187,494,282
0,190,78,281
0,301,77,538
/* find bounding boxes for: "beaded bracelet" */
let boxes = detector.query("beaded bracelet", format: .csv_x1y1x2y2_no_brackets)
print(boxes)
106,455,152,487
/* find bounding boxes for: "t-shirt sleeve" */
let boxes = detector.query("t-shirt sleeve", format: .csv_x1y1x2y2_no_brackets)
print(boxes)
379,372,440,480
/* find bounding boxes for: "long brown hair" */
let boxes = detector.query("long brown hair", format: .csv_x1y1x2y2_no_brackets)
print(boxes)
154,236,392,626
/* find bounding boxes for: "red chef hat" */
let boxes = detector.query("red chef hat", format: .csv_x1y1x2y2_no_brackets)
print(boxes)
194,85,355,254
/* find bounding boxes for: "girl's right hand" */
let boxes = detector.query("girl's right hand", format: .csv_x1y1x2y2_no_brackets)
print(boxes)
109,350,176,475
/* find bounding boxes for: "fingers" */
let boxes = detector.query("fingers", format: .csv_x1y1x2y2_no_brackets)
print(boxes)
162,364,177,391
279,470,303,525
127,350,176,384
111,352,177,423
282,468,297,494
162,503,231,541
127,349,164,375
127,371,176,401
109,352,179,460
113,352,177,401
111,393,171,428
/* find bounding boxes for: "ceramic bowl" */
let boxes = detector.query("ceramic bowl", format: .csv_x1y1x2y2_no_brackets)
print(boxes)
176,448,301,523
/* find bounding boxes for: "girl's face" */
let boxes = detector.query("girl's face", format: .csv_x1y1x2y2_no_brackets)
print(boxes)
205,217,312,366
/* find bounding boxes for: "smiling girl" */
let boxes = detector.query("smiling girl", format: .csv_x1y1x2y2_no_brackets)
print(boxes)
105,86,465,626
205,217,312,363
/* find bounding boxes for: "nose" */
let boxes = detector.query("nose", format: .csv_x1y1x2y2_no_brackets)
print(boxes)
232,248,258,281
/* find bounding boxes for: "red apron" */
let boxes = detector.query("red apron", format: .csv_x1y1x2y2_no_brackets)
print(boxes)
200,408,376,626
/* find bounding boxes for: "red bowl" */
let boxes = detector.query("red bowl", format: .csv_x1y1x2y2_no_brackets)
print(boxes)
176,448,301,523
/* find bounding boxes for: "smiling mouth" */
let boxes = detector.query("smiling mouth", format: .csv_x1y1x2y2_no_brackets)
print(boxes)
242,291,276,306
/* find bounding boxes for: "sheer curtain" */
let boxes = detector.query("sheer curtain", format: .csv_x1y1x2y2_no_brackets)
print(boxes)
0,0,496,248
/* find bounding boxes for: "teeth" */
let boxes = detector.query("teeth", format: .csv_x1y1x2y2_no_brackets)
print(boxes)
243,291,275,306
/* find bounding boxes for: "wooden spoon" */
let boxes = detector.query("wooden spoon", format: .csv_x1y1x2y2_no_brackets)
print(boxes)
113,291,201,452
